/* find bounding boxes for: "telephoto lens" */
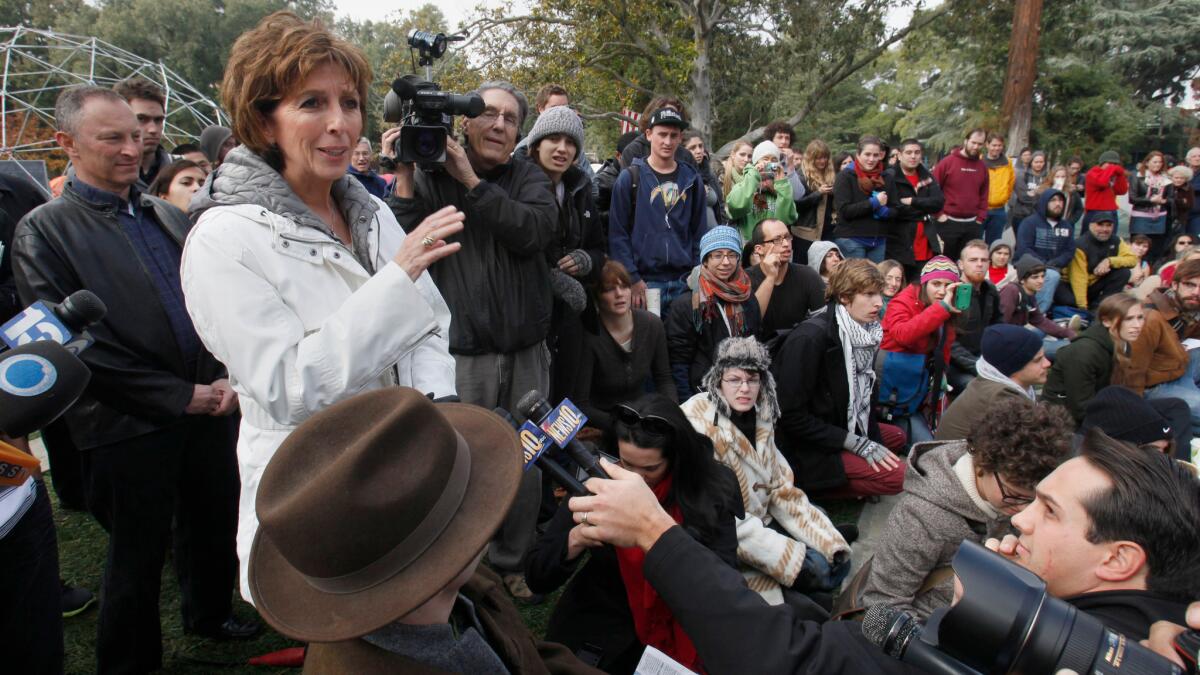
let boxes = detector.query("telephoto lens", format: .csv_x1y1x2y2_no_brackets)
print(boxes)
929,541,1182,674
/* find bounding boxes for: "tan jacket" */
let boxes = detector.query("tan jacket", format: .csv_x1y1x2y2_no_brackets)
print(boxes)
1115,308,1188,394
681,394,849,605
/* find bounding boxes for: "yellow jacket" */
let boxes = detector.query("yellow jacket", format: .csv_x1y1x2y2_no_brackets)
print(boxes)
1067,239,1137,309
987,163,1015,209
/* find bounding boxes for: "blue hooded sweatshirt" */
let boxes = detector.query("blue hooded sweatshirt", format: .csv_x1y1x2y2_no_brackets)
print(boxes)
607,156,708,283
1015,189,1075,269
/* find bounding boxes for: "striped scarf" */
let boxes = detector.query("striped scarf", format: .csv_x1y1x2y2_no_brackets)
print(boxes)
694,266,753,336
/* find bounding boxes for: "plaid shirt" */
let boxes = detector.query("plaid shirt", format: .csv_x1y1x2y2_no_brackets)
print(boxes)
71,178,201,365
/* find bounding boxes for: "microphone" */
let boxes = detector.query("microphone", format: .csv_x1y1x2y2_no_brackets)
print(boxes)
0,290,107,355
516,390,609,480
0,340,91,437
494,407,589,496
862,605,982,675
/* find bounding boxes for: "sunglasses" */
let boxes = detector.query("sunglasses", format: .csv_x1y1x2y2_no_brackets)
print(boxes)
994,473,1034,507
614,404,674,437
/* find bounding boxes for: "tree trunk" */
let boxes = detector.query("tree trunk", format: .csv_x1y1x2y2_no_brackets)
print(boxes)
688,7,714,140
1000,0,1043,156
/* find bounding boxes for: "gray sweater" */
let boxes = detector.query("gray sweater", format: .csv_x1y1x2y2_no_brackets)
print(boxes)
859,441,1009,619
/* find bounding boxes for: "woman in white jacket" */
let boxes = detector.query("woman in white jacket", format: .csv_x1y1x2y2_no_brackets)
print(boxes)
180,11,462,601
681,337,850,613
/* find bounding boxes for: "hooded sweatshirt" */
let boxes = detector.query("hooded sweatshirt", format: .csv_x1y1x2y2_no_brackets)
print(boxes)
608,156,707,283
1085,163,1129,211
860,441,1007,619
984,154,1015,208
931,147,989,222
1015,189,1075,269
1010,153,1047,225
806,240,842,282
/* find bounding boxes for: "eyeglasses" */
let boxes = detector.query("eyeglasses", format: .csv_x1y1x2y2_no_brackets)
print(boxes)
614,404,674,437
707,252,739,263
994,473,1034,507
721,376,761,390
760,234,789,247
477,108,520,129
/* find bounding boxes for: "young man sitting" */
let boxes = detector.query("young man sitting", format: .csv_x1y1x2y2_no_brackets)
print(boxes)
998,255,1077,359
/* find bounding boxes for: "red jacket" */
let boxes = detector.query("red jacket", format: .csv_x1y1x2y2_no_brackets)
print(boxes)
881,283,955,364
1085,164,1129,211
931,148,989,223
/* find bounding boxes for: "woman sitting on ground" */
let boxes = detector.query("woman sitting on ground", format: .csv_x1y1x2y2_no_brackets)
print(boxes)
774,259,907,499
1044,292,1145,424
526,394,742,674
987,241,1016,289
806,240,844,288
574,261,675,435
877,259,904,320
859,399,1072,619
682,337,850,613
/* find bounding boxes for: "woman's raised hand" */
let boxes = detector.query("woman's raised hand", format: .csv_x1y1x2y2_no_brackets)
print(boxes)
393,206,465,281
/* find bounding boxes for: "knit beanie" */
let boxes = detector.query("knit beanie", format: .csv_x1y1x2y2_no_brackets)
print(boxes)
752,141,781,166
1081,386,1172,445
199,125,233,164
981,324,1043,376
700,337,781,422
920,256,959,285
1014,254,1046,280
526,106,585,158
1098,150,1121,165
989,240,1011,256
700,225,742,262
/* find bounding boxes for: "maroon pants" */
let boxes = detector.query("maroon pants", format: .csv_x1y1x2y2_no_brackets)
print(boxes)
819,423,907,499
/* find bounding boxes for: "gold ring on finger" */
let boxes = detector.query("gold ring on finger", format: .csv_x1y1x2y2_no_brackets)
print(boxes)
421,235,435,248
582,511,590,526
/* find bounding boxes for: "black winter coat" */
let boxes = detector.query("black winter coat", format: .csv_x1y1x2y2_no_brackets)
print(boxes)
883,164,945,265
12,181,226,449
544,163,607,285
1043,322,1116,423
526,477,742,673
665,289,761,400
948,280,1002,373
0,172,47,321
772,305,883,492
593,158,622,234
833,167,893,239
389,159,558,355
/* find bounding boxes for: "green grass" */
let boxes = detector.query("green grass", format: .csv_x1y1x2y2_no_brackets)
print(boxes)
51,473,861,673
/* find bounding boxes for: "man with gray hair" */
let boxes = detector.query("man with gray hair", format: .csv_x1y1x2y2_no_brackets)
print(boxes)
13,85,251,673
348,136,388,198
387,81,557,602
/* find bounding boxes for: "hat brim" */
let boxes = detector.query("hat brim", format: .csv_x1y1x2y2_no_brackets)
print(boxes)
248,402,521,643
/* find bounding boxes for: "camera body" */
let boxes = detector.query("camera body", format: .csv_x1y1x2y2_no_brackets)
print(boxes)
383,76,484,167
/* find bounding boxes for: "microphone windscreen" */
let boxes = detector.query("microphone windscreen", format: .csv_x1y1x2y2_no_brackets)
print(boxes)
0,341,90,437
862,604,901,648
58,290,107,330
516,389,546,420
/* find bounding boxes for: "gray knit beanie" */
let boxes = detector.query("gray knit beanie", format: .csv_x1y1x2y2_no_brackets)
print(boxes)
526,106,585,158
701,337,781,422
199,125,233,163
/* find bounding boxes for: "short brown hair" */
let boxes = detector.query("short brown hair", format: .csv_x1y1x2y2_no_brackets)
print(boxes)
965,127,987,142
968,399,1072,490
985,133,1004,145
1173,258,1200,285
593,259,632,301
221,11,370,168
112,76,165,108
534,84,568,111
826,258,884,303
639,96,687,132
960,239,989,258
763,120,794,145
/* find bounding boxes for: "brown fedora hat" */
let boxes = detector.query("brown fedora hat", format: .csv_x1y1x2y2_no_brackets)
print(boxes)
248,387,520,642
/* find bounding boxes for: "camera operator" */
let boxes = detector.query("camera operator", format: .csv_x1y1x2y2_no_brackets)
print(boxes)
564,428,1200,673
385,80,559,602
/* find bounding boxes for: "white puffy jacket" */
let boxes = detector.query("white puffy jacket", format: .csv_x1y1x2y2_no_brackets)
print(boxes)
181,150,455,600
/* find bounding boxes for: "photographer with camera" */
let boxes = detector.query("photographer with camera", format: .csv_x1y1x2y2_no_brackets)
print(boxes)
559,428,1198,674
386,78,559,602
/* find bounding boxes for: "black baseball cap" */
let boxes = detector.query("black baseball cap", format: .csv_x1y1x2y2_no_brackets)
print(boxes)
646,107,688,130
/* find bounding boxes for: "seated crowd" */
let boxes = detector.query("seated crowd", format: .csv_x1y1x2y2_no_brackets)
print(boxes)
4,11,1200,675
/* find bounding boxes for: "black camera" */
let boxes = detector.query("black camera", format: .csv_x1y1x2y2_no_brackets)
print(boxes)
927,540,1184,674
381,31,483,168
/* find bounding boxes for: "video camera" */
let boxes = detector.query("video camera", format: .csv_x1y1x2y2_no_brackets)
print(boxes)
382,30,484,168
864,540,1193,674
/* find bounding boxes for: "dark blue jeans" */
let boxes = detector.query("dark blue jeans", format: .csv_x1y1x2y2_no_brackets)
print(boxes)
0,480,63,675
834,237,886,263
984,207,1008,244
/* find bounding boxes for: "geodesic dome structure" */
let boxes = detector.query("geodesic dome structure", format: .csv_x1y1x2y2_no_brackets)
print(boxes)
0,26,226,161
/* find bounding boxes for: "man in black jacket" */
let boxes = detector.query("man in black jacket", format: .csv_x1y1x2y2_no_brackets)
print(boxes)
884,139,945,277
13,86,251,674
593,130,639,230
564,429,1195,674
387,80,558,602
948,239,1002,392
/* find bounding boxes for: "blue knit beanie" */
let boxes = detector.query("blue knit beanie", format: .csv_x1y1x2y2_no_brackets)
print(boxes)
981,324,1043,376
700,226,742,262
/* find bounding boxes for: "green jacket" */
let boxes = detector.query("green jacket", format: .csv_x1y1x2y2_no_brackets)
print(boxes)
726,165,798,242
1043,322,1114,423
